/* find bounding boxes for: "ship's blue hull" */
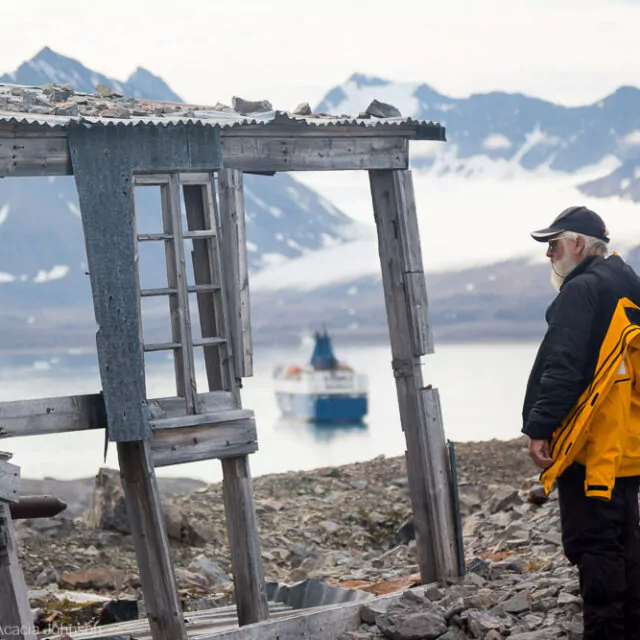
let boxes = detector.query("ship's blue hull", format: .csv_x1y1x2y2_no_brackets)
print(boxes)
276,392,367,423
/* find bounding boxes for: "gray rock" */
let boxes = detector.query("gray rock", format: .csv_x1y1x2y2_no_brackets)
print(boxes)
89,468,129,534
232,96,273,115
187,555,229,586
467,557,491,577
487,486,521,513
293,102,312,116
96,84,123,98
438,629,467,640
174,568,208,591
35,565,59,587
361,596,398,624
375,610,447,640
465,610,504,637
365,99,402,118
501,591,532,614
375,591,447,640
54,102,78,116
42,83,73,103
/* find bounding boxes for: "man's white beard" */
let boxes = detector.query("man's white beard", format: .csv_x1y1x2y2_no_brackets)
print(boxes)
550,255,578,292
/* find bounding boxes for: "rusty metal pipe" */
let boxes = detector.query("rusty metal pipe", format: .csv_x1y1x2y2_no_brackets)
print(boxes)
9,495,67,520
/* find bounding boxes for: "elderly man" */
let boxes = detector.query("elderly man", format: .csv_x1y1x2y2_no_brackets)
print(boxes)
522,205,640,640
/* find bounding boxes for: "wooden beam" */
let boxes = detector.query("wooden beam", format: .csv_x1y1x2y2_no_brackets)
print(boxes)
183,179,225,391
201,602,360,640
161,175,198,413
0,132,411,177
0,394,105,438
0,391,235,438
218,169,253,378
69,125,151,443
368,169,458,582
117,440,187,640
220,136,408,172
148,391,235,419
151,418,258,467
222,456,269,626
0,134,70,177
150,408,253,430
0,503,37,640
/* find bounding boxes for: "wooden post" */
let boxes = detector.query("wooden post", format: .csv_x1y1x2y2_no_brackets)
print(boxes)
184,176,268,626
0,455,36,640
218,169,253,378
221,456,269,625
117,440,187,640
368,169,459,582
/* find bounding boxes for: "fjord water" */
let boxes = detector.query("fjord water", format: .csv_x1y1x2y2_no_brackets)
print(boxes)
1,341,537,483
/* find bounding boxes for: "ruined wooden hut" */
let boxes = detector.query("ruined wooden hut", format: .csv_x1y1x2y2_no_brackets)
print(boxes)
0,84,460,640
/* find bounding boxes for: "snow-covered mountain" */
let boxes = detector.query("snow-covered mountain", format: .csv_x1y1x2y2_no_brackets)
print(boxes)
317,73,640,200
0,46,181,102
248,74,640,345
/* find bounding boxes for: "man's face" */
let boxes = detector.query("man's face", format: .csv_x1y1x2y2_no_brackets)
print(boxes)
547,234,583,289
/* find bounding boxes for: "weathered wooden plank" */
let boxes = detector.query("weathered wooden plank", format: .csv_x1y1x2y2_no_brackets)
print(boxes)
183,180,226,391
0,390,236,440
0,458,20,503
148,391,235,420
150,408,253,430
0,394,105,438
0,135,70,177
178,172,211,184
117,440,187,640
0,503,37,640
163,174,198,413
404,272,434,355
204,178,239,400
199,596,365,640
67,602,299,639
421,388,459,574
222,456,269,625
221,136,408,172
151,419,258,466
0,133,412,177
134,173,170,186
369,169,458,582
218,170,253,378
370,170,433,356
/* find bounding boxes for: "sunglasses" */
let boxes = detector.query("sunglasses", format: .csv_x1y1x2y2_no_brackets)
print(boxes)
547,235,572,252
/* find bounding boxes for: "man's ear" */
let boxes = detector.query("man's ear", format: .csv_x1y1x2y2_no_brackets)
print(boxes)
576,234,585,254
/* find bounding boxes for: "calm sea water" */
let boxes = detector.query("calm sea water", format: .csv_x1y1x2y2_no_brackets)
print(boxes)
0,341,538,483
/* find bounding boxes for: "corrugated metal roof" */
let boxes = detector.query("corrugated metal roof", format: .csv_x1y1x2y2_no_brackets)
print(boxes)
0,83,445,140
0,109,445,137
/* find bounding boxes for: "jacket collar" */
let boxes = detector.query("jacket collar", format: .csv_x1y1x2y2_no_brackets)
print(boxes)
561,255,603,289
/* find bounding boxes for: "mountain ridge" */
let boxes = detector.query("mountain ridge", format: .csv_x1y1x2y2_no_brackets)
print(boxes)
317,72,640,200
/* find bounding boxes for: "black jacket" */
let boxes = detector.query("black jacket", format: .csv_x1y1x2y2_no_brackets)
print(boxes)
522,254,640,440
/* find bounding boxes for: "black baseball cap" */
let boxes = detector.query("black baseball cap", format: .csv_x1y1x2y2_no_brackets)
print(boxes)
531,206,609,243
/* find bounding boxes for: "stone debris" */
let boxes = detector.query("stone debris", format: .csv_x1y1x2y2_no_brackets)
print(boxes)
13,438,589,637
0,81,404,123
365,99,403,118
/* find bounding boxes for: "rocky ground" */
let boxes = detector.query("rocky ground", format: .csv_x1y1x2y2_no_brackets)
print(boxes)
14,437,584,639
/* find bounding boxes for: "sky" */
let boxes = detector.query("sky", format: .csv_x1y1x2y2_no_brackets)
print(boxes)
1,0,639,110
